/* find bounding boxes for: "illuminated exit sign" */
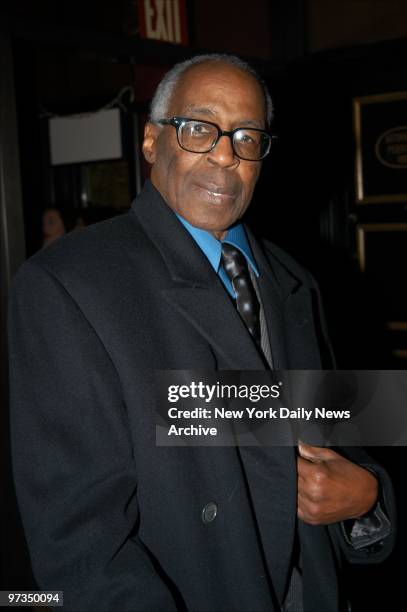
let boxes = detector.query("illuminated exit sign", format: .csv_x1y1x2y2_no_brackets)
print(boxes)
138,0,189,45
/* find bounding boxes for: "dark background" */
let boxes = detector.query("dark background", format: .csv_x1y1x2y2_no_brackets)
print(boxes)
2,1,407,609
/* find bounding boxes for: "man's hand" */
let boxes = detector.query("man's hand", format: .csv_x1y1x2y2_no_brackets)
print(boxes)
297,441,378,525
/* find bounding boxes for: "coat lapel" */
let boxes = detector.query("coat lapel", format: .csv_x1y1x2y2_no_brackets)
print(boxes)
284,290,324,369
246,227,323,369
246,228,291,369
162,287,267,369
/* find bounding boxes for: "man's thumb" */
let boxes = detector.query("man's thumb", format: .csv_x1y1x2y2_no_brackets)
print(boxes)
298,440,326,463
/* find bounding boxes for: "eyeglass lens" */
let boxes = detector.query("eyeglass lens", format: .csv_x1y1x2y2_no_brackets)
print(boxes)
179,120,270,160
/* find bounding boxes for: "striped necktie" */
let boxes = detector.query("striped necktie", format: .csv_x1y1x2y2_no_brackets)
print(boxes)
221,242,261,347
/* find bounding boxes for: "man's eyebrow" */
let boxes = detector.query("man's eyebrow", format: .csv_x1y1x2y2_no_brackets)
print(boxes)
237,119,264,128
182,106,264,128
183,105,216,117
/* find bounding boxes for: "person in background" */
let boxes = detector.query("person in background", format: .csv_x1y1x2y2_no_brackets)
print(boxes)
41,207,66,248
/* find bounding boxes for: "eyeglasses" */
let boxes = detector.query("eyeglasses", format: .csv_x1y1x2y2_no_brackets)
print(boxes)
156,116,276,161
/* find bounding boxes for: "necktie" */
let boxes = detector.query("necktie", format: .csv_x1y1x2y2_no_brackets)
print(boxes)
221,243,261,347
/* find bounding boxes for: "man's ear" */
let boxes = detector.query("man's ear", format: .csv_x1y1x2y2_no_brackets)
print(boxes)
142,122,160,164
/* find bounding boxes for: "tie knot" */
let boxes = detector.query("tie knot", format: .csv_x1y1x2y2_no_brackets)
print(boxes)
221,243,249,280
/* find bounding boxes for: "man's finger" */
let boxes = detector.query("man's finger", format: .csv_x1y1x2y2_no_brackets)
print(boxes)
298,441,325,462
298,440,338,463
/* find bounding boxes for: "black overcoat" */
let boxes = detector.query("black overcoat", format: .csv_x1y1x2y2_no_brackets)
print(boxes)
8,181,395,611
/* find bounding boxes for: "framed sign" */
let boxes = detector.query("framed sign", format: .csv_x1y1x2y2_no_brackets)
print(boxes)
353,91,407,203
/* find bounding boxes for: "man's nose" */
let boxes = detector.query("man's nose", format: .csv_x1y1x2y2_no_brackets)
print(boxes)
207,135,239,168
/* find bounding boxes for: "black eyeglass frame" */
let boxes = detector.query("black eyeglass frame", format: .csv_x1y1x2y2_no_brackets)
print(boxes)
156,116,277,161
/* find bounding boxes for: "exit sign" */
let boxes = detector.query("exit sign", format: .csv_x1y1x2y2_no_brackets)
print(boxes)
138,0,189,46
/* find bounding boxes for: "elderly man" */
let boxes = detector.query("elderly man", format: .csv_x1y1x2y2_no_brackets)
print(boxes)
9,54,394,611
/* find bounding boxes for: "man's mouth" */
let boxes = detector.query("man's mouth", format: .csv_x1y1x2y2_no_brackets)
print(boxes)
194,182,237,202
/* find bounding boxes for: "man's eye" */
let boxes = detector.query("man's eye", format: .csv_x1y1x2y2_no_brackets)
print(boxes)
191,123,211,135
238,132,256,144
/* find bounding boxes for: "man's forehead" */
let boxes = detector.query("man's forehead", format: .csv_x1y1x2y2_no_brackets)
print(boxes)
169,62,265,119
181,103,263,128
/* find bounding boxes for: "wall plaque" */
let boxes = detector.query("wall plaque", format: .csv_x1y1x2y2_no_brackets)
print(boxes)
354,91,407,203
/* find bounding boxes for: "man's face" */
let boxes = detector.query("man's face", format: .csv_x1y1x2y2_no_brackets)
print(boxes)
143,62,266,240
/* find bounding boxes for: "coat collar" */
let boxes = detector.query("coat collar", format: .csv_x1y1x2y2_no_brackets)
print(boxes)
131,180,218,287
245,227,323,369
245,225,302,302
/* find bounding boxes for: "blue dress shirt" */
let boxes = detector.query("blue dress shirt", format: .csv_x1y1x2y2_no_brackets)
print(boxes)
176,215,260,298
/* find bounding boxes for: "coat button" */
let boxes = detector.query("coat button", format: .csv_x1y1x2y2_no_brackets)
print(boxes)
202,501,218,524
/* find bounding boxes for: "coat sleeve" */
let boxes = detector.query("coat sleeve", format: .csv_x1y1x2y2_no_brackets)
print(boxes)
328,447,397,564
308,272,397,563
8,260,177,611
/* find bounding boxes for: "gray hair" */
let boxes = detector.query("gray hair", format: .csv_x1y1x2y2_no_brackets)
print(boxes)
149,53,273,126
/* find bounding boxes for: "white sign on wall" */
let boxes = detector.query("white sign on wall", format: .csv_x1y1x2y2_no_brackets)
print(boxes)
49,108,122,166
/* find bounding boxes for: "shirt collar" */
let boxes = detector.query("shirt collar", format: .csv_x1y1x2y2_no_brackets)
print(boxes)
176,213,259,277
